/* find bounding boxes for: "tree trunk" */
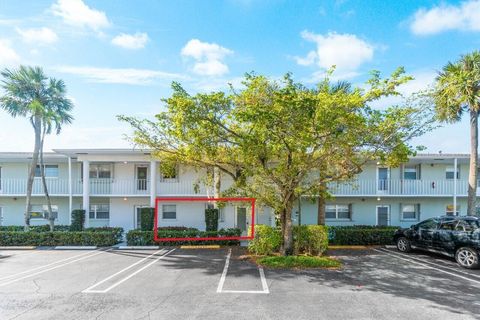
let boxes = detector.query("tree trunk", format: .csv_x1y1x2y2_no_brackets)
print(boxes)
297,198,302,226
40,130,54,231
25,114,42,231
467,109,478,216
213,166,221,200
280,200,294,256
317,196,326,225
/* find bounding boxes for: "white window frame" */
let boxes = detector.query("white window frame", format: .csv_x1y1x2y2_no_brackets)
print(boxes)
34,164,59,179
86,163,113,179
403,166,418,180
30,205,58,220
401,204,419,221
162,204,177,220
445,166,460,180
325,204,352,220
89,204,110,220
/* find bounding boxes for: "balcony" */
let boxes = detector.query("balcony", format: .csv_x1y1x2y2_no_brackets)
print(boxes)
0,178,474,197
328,179,469,196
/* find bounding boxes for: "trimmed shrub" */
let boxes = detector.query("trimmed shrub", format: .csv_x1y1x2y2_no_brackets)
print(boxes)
126,228,242,246
0,225,70,232
0,231,119,246
140,207,155,231
249,225,329,256
248,225,282,255
84,227,124,243
70,210,85,231
293,225,328,256
328,226,397,245
205,208,219,231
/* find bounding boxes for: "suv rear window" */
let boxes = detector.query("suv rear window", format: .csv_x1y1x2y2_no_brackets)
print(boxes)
417,219,438,230
456,220,480,232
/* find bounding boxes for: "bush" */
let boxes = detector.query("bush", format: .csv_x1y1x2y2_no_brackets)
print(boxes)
249,225,329,256
126,228,242,246
140,207,154,231
248,225,282,255
205,208,219,231
328,226,396,245
256,255,341,269
84,227,124,243
70,210,85,231
293,225,328,256
0,225,70,232
0,231,119,246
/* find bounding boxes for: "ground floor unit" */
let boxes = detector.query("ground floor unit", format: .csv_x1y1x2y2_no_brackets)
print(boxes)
0,195,468,232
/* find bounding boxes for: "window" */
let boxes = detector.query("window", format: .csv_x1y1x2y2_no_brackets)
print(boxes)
219,208,225,222
160,163,177,180
446,204,460,216
403,166,418,180
89,204,110,219
401,204,419,220
35,165,59,178
416,218,438,230
162,204,176,219
446,166,460,179
30,205,58,219
456,219,480,232
325,204,351,220
439,220,456,230
89,164,112,179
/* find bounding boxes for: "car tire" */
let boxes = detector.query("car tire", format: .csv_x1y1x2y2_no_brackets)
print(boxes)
455,247,480,269
396,237,412,253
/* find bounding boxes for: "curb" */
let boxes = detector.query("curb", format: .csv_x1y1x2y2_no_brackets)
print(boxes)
180,245,220,249
116,246,160,250
384,245,396,249
328,245,373,250
54,246,97,250
0,246,36,250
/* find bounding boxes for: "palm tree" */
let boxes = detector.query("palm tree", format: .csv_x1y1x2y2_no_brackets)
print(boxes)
434,51,480,216
0,66,73,230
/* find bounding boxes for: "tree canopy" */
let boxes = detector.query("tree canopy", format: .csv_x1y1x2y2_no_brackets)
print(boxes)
120,69,434,254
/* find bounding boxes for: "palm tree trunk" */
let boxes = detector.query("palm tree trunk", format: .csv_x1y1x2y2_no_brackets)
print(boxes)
25,114,42,231
467,109,478,216
40,128,54,231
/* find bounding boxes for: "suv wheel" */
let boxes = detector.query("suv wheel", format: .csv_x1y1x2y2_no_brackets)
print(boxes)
396,237,412,253
455,247,480,269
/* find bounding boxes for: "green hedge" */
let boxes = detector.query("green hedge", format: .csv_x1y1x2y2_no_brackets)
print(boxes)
205,208,219,231
84,227,124,243
70,210,85,231
328,226,397,245
126,228,242,246
0,231,119,246
248,225,329,256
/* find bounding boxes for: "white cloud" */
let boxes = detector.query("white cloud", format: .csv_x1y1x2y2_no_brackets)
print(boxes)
111,32,149,49
296,31,374,80
410,0,480,35
16,27,58,45
51,0,110,31
0,39,20,68
55,66,187,85
181,39,233,76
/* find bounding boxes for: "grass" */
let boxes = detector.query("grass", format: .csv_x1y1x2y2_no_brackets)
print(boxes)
256,255,342,269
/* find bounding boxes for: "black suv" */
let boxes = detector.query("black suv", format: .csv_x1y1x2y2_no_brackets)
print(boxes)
394,216,480,269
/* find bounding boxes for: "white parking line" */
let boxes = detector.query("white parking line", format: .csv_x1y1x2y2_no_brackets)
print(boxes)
374,249,480,285
0,249,105,282
378,248,480,280
0,249,111,287
217,248,269,294
83,249,175,293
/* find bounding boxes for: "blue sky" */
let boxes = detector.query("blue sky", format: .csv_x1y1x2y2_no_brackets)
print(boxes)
0,0,479,152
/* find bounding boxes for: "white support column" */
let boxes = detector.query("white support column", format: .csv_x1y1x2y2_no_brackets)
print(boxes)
149,160,157,207
453,157,458,216
68,156,73,224
82,160,90,227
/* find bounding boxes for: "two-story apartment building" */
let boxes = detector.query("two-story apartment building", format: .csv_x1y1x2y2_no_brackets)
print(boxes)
0,149,473,232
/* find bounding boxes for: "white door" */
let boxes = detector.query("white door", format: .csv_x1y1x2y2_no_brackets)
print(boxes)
377,167,390,193
376,206,390,226
135,166,148,191
236,207,249,234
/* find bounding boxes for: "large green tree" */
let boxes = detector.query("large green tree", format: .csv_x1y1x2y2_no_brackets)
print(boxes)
120,70,433,255
0,66,73,230
434,51,480,216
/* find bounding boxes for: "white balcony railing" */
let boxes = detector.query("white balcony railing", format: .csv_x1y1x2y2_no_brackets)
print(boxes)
0,178,476,197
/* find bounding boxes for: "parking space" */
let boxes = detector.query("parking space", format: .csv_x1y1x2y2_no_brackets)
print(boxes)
1,247,480,319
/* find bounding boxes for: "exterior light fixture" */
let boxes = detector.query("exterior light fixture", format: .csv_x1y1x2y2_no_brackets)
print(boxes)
123,197,127,201
377,197,381,201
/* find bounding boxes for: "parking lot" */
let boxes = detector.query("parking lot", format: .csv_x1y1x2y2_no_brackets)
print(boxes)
1,246,480,320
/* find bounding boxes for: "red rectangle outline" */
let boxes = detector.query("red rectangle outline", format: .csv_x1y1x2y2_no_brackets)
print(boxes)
154,197,256,242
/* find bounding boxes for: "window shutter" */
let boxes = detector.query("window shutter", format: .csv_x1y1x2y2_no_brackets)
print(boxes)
399,203,403,220
416,203,421,220
348,203,353,220
417,164,421,180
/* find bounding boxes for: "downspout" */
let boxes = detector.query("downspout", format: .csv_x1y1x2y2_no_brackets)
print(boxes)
453,157,458,216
